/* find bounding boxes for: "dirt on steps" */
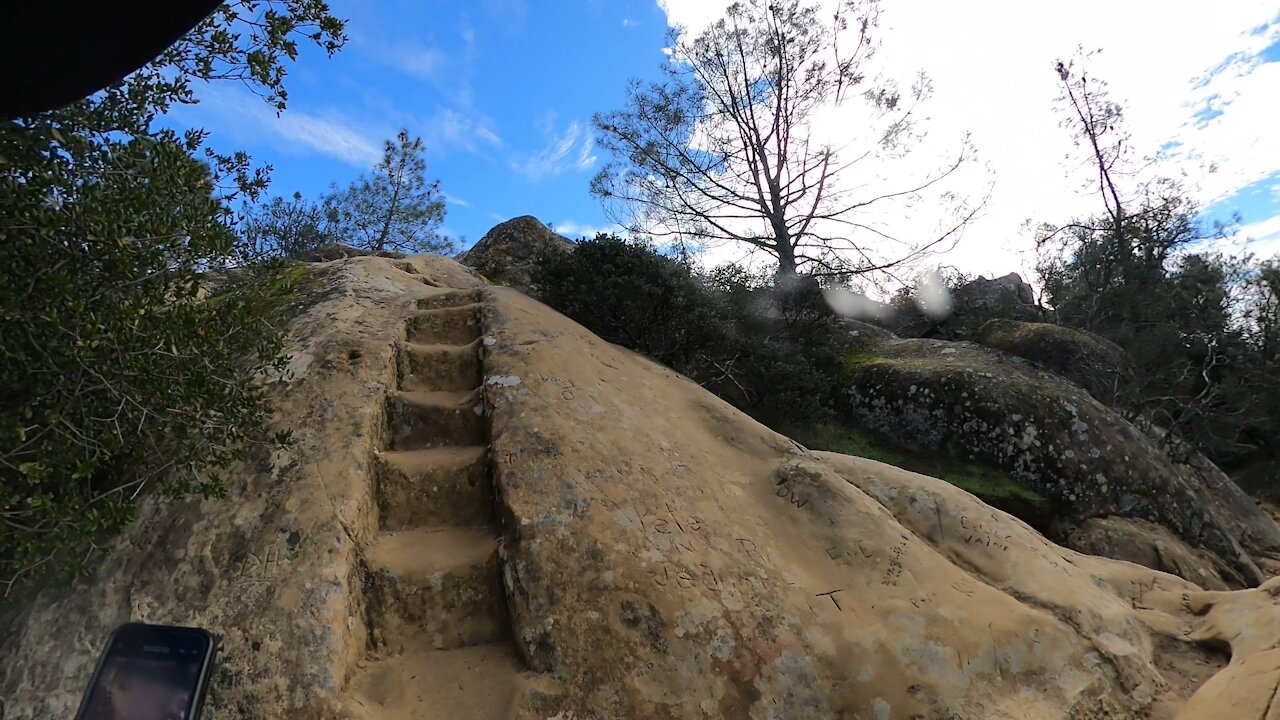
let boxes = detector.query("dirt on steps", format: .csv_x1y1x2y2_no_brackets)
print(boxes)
341,643,523,720
346,287,527,717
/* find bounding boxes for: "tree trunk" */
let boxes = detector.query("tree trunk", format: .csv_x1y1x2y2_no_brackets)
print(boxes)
774,229,797,279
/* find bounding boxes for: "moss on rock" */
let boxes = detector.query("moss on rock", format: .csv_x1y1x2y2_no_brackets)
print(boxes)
840,336,1276,585
975,319,1131,404
787,422,1048,523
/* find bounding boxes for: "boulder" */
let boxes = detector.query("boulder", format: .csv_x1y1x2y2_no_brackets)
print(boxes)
458,215,574,290
1067,517,1232,591
481,286,1225,718
842,336,1280,587
976,319,1132,404
5,254,1280,719
893,272,1045,339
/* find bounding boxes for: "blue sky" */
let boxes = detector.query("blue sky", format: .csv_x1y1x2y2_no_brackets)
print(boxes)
170,0,670,248
169,0,1280,275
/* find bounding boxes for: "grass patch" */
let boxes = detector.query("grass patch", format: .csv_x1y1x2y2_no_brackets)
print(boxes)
785,422,1046,506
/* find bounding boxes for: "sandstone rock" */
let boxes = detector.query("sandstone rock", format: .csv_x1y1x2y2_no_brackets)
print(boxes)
0,256,490,720
458,215,574,290
842,336,1280,586
2,255,1277,719
1152,576,1280,720
479,285,1262,719
976,319,1132,404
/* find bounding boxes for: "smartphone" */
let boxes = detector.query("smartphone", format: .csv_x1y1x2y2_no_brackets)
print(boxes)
73,623,217,720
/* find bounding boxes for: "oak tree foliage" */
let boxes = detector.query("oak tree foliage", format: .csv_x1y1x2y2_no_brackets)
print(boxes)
0,0,346,591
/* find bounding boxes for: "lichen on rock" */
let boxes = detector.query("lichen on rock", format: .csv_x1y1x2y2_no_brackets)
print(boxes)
841,335,1278,587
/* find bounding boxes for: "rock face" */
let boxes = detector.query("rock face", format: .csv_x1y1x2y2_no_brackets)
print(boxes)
3,254,1280,720
843,335,1280,587
458,215,574,290
0,257,498,720
1067,517,1232,591
976,319,1132,404
894,272,1044,339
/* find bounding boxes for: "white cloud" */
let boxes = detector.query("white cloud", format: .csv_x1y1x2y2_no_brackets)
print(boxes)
385,42,448,81
576,135,598,170
181,84,382,167
512,120,597,180
623,18,640,27
425,107,503,153
554,220,622,238
1232,214,1280,257
655,0,1280,278
444,194,471,208
475,126,503,147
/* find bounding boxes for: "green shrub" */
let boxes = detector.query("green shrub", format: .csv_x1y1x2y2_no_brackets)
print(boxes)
531,235,733,377
0,0,344,594
713,269,851,425
0,131,300,591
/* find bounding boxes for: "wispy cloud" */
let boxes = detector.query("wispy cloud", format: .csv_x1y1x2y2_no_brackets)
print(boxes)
476,126,503,147
425,107,504,154
576,135,598,170
444,193,472,208
179,84,382,167
1240,214,1280,242
385,42,448,81
554,220,621,238
622,18,640,27
511,119,597,180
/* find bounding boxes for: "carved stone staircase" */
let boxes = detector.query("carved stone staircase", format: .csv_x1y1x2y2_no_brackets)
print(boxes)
345,289,522,719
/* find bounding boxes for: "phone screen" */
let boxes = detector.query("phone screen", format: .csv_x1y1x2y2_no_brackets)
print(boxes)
75,623,215,720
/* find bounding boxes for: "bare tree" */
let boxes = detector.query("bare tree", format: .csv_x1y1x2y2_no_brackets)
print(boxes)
591,0,979,278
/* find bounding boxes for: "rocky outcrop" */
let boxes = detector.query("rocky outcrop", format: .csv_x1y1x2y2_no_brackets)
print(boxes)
842,334,1280,587
1067,517,1232,591
976,319,1132,404
5,254,1280,719
458,215,574,290
893,272,1045,339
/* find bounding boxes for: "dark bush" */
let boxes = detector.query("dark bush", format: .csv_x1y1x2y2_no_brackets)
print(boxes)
531,236,851,426
530,235,732,378
710,269,850,425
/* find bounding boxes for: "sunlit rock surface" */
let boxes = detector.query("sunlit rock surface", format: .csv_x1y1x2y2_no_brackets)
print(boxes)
1,255,1275,720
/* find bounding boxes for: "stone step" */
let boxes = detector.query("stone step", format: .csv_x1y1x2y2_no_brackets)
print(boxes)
343,642,521,720
405,305,483,345
417,289,485,311
398,340,482,393
364,526,509,653
386,390,485,450
374,447,492,530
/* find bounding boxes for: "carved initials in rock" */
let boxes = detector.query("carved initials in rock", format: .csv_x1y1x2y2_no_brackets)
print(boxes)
775,482,808,509
234,544,289,587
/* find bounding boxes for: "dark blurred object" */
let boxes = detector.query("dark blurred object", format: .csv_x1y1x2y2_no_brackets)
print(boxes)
0,1,222,118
